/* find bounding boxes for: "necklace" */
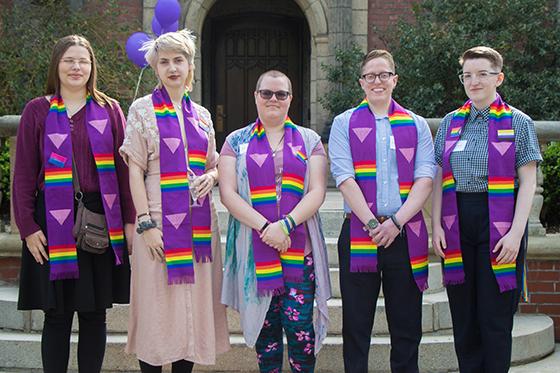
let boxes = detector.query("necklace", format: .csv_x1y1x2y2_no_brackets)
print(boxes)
271,133,285,157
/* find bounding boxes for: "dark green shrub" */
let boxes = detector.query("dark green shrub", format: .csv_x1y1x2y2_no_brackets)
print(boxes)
541,142,560,229
383,0,560,120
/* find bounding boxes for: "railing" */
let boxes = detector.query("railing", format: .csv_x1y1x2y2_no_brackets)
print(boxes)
0,115,559,237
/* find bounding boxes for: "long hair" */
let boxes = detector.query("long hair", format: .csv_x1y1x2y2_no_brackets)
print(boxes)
45,35,113,106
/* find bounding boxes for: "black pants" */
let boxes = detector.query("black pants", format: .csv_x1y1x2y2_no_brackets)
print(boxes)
446,193,525,373
139,359,194,373
338,218,422,373
42,310,106,373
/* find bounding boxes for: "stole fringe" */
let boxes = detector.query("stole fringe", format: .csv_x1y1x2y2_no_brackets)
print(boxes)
443,278,465,287
257,287,285,297
194,253,213,263
498,282,517,294
283,274,304,283
167,274,195,285
50,270,79,281
350,264,377,273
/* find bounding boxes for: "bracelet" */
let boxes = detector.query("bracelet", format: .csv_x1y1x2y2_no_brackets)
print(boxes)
259,221,270,233
136,219,157,234
390,214,402,231
137,212,150,219
286,214,297,231
279,219,291,236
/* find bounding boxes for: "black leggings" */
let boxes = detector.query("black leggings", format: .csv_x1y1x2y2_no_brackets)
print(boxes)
42,310,107,373
139,359,194,373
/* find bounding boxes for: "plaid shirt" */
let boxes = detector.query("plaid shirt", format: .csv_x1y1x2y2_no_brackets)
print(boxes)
434,104,542,193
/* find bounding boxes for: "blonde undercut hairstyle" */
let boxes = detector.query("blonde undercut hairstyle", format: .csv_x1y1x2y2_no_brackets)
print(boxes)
141,29,197,90
460,46,504,71
361,49,396,74
255,70,293,94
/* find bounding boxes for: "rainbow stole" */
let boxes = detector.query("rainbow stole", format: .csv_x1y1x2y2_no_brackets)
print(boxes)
441,95,517,292
348,99,429,292
43,95,125,280
154,87,211,285
247,117,307,296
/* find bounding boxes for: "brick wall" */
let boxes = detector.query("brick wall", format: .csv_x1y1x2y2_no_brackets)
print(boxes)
519,260,560,341
0,257,20,284
367,0,419,49
85,0,143,28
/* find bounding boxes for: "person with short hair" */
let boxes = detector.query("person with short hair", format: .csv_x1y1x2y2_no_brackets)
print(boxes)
120,29,230,373
13,34,135,373
431,46,542,373
219,70,331,373
329,49,436,373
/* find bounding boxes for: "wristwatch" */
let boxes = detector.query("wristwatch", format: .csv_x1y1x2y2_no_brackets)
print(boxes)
390,214,402,231
366,218,379,230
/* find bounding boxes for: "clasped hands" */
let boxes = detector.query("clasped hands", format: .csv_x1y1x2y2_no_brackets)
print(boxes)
260,220,291,253
363,218,400,248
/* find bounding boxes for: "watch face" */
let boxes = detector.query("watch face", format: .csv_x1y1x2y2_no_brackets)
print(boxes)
368,219,378,229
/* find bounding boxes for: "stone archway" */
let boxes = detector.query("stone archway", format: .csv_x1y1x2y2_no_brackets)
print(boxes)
183,0,329,133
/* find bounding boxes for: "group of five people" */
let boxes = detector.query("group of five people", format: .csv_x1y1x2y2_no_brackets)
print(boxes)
13,29,541,373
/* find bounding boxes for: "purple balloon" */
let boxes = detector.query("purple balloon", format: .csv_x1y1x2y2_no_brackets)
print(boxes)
152,17,178,36
154,0,181,28
152,17,163,36
125,32,151,68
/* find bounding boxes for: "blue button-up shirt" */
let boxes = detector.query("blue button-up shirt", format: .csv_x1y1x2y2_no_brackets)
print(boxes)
328,107,436,214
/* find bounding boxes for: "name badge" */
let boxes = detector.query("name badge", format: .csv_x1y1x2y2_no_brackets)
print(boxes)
239,143,248,154
390,136,396,150
453,140,467,152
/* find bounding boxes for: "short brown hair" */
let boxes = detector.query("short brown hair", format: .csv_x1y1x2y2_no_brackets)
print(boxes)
460,46,503,71
361,49,395,73
46,35,113,106
255,70,292,93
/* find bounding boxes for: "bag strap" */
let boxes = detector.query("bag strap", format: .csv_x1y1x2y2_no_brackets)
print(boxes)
71,157,82,196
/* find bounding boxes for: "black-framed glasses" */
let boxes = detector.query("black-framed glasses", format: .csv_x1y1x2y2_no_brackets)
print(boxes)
257,89,291,101
458,71,500,84
360,72,395,83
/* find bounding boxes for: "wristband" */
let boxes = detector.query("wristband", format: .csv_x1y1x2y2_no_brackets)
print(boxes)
137,212,150,219
259,221,270,233
286,214,297,231
390,214,402,231
279,219,291,236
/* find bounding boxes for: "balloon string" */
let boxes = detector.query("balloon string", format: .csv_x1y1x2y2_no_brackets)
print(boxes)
132,66,147,103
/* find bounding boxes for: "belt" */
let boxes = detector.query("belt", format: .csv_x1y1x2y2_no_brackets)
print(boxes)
344,213,391,223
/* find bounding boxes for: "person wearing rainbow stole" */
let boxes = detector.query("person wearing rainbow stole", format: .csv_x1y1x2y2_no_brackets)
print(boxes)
329,49,436,372
432,46,541,372
13,35,135,373
120,30,230,372
219,70,331,373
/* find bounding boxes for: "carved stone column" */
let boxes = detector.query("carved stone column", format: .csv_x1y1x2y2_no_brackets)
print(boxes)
529,165,546,236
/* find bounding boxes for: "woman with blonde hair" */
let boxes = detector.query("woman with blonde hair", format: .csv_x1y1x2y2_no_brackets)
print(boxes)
13,34,135,373
120,29,230,373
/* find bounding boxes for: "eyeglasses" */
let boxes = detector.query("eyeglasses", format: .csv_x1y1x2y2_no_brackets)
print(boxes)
257,89,291,101
360,72,395,83
60,58,92,67
458,71,500,84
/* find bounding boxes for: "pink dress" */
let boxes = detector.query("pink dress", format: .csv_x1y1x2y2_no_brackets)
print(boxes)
120,95,230,366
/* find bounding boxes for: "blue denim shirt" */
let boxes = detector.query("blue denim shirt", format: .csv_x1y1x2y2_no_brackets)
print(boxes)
328,107,436,215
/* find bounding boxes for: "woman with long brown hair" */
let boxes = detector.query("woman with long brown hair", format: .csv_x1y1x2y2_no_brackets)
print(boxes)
13,35,135,373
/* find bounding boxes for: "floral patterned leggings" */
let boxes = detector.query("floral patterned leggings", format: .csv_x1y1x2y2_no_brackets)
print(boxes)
255,254,316,373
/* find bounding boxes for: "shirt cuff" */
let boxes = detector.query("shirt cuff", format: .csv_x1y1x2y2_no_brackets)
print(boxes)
414,164,437,180
18,221,42,241
335,174,355,188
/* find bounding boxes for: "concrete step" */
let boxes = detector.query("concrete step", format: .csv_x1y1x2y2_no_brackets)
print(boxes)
0,314,554,372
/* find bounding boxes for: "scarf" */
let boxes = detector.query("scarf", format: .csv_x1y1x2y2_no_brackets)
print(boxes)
246,118,307,296
349,99,429,292
153,87,212,285
44,94,124,280
441,94,517,292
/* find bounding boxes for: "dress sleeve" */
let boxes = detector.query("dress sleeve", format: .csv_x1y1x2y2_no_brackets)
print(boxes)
12,100,43,239
196,105,219,171
110,102,135,224
119,100,149,172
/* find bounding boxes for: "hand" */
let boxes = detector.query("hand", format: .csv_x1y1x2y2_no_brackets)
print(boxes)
24,230,49,265
260,221,291,253
493,230,522,264
432,224,447,259
141,227,165,262
191,173,216,199
124,223,135,255
367,219,400,248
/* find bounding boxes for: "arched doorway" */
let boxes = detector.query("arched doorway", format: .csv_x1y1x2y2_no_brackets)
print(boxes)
201,0,311,146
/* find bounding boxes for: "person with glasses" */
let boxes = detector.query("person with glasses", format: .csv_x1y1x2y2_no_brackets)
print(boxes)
432,46,541,373
119,30,230,373
328,49,436,373
219,70,331,372
13,35,135,373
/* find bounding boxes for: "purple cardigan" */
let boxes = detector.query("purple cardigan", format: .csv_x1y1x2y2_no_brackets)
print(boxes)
12,96,135,239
